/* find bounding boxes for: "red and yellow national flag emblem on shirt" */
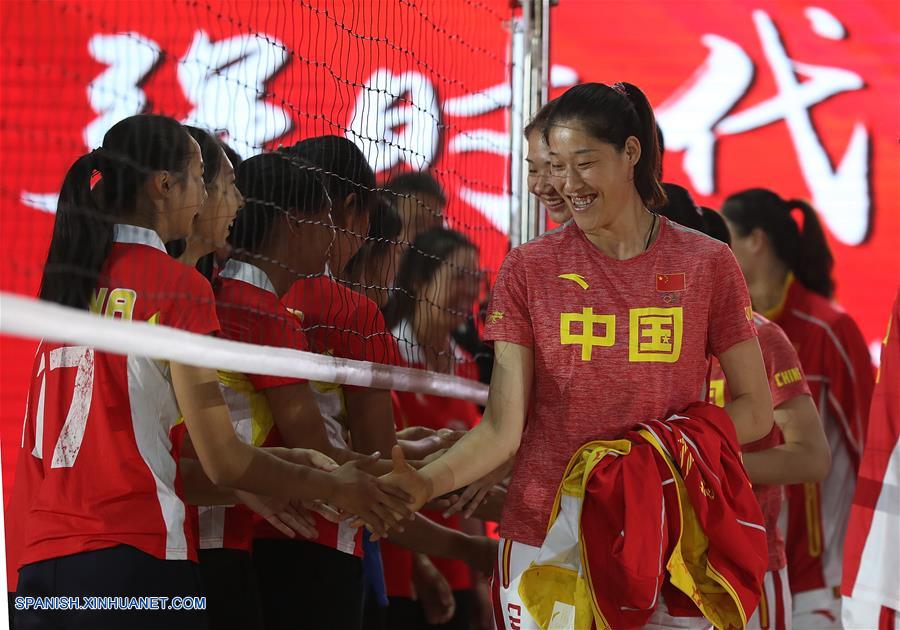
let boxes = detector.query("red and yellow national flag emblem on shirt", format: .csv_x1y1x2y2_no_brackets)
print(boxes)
656,273,685,292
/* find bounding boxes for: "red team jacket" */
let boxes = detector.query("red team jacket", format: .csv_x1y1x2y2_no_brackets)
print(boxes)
765,275,874,594
842,288,900,619
6,225,220,590
581,403,768,629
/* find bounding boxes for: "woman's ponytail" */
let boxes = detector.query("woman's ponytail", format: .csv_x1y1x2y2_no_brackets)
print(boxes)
618,82,666,209
39,150,116,309
38,114,192,309
722,188,836,299
786,198,835,298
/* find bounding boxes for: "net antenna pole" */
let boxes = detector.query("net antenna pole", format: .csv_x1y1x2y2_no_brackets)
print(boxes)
509,0,553,247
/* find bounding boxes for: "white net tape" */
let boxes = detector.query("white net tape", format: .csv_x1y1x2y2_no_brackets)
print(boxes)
0,292,489,405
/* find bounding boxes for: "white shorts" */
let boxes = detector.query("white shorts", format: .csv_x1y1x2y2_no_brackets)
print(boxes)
842,596,900,630
792,587,842,629
492,538,710,630
747,568,792,630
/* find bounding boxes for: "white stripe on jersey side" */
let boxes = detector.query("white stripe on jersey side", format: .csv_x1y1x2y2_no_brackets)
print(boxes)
851,439,900,610
828,390,861,456
198,506,226,550
30,354,46,458
198,382,254,549
789,308,858,383
126,353,188,560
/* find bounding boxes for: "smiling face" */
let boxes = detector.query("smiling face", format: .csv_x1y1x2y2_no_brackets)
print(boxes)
191,147,242,253
419,245,481,333
526,130,570,225
546,121,640,233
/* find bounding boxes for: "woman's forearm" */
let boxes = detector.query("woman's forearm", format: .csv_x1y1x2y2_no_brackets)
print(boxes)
744,396,830,485
180,457,238,505
743,443,824,485
419,415,518,500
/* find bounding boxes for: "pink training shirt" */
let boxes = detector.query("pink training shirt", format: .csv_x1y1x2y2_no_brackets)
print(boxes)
484,218,757,547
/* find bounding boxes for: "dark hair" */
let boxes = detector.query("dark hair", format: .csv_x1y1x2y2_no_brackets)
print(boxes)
701,207,731,246
386,171,447,207
40,114,192,309
286,135,376,221
654,183,705,232
220,142,242,172
343,195,402,282
722,188,834,298
230,153,329,255
543,82,666,209
383,227,476,330
523,97,558,139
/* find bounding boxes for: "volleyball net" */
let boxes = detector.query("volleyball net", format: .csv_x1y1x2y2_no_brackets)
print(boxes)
0,0,526,407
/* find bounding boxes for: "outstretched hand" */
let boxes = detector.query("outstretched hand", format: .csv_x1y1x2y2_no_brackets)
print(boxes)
235,490,318,539
328,450,414,539
356,445,430,540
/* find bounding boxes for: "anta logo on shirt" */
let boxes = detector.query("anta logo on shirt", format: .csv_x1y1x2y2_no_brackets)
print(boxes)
557,274,684,363
90,288,137,320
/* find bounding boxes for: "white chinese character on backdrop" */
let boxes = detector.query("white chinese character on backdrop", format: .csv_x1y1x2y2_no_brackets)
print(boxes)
656,7,870,245
348,65,577,235
347,70,441,174
178,31,290,160
22,31,291,212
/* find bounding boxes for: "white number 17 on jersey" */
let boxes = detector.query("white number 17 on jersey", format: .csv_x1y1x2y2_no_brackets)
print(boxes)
29,346,95,468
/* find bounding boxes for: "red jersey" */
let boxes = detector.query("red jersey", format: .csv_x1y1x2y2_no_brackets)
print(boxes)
199,259,309,552
278,275,402,556
708,313,811,572
842,288,900,611
282,275,401,368
7,225,219,590
384,320,482,595
484,218,757,547
765,275,875,593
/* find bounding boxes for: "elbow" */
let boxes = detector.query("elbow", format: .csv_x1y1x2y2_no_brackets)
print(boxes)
809,444,832,482
744,404,775,445
202,460,238,488
199,447,245,488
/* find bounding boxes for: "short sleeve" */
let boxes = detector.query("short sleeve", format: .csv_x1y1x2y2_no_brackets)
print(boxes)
166,267,220,336
707,245,757,357
342,301,402,392
758,321,811,407
483,247,533,347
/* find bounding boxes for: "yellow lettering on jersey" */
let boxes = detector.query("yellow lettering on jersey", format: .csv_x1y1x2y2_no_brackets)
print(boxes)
708,379,726,408
558,273,589,290
285,307,304,323
89,288,108,315
774,367,802,387
628,307,683,363
103,288,137,320
560,308,615,361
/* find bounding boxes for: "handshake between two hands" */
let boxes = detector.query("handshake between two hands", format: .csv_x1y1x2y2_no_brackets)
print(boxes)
240,446,431,542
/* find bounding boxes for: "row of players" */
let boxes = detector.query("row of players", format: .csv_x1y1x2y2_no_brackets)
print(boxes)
7,80,892,630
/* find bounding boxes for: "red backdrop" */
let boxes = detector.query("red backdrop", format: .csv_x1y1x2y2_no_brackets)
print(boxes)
1,0,898,503
550,0,900,355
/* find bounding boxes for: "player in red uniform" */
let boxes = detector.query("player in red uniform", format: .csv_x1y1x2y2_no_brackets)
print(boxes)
167,126,242,276
842,289,900,629
665,204,830,630
7,115,410,629
382,227,491,629
382,82,776,629
723,189,876,628
241,138,492,630
525,97,570,227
